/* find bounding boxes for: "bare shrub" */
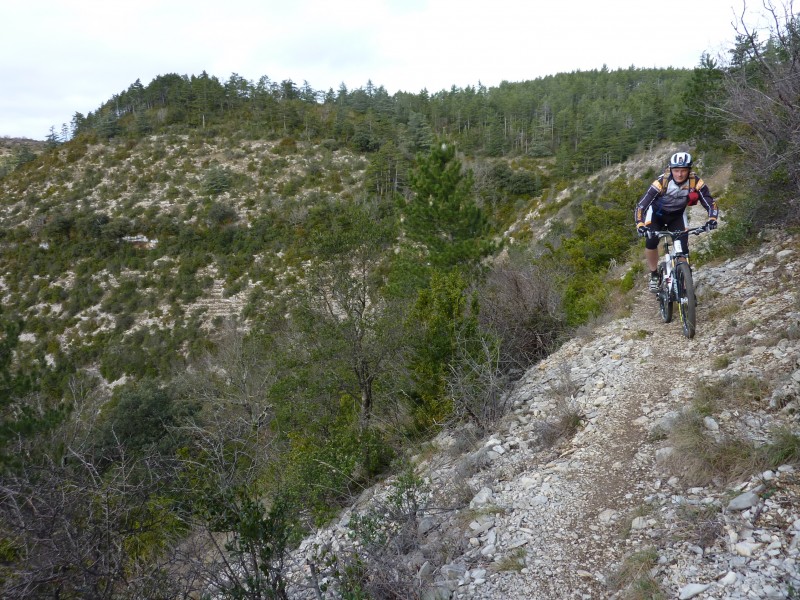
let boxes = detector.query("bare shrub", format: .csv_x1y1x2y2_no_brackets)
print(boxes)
477,260,566,377
0,439,184,599
533,398,585,448
308,469,433,600
551,363,581,400
721,1,800,225
531,365,585,447
674,504,724,549
447,334,511,431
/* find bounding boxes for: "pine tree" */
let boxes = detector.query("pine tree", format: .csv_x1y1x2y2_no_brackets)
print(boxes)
675,53,726,143
404,142,493,271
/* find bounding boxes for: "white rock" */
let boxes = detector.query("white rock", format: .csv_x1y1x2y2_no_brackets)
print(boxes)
470,568,487,581
735,541,762,557
470,487,494,508
719,571,738,585
598,509,618,524
728,491,760,510
656,447,674,464
678,583,711,599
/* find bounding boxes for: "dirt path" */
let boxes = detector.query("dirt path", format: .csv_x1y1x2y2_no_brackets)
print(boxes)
288,231,800,600
477,267,737,598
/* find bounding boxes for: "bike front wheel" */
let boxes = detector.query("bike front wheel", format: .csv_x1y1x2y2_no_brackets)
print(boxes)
675,262,696,339
658,264,673,323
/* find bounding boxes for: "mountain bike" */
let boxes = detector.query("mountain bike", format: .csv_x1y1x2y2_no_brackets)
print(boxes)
652,226,707,339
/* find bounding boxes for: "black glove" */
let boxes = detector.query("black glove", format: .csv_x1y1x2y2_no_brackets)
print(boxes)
637,225,649,237
706,219,718,230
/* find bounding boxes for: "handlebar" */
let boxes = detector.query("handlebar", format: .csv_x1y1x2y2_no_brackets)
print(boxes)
650,225,708,239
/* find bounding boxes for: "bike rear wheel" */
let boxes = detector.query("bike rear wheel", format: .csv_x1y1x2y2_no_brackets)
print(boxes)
675,262,696,339
658,264,672,323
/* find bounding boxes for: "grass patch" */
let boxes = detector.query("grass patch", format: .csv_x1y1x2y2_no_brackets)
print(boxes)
493,548,526,572
607,547,665,600
712,355,730,370
668,411,762,486
703,294,741,322
692,375,771,414
761,428,800,468
628,329,652,340
534,398,585,448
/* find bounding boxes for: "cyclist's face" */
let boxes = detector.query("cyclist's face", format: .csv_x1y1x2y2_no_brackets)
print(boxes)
671,167,689,184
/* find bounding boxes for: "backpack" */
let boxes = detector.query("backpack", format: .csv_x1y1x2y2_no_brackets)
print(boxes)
657,168,700,206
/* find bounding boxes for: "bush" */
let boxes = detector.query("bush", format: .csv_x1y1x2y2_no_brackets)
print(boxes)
207,201,238,226
95,379,199,461
203,165,235,196
477,260,565,374
279,425,393,524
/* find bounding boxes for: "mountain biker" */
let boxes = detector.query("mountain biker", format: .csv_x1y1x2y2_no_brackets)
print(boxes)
634,151,719,292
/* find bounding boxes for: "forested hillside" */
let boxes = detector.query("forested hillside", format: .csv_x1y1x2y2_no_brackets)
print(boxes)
79,67,688,171
1,4,799,597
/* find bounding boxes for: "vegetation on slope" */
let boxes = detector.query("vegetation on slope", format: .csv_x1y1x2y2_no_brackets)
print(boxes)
1,3,799,597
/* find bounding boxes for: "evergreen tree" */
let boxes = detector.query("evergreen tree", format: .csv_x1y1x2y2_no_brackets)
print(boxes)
404,142,493,271
675,53,727,143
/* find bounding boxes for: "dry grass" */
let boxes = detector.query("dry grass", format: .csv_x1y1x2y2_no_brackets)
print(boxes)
607,547,665,600
706,298,741,322
762,428,800,468
533,398,585,448
668,411,762,486
493,548,527,572
627,329,653,341
673,504,724,549
712,355,731,370
692,375,771,414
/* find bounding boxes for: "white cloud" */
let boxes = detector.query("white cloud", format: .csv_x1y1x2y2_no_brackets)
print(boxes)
0,0,755,139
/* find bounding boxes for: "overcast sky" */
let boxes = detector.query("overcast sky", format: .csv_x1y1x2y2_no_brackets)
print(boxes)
1,0,753,140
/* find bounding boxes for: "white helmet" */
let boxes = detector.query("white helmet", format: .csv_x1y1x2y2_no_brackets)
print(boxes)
669,152,693,168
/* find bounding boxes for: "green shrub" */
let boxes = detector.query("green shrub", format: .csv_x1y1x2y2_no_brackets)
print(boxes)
280,425,390,524
95,379,199,460
203,165,234,195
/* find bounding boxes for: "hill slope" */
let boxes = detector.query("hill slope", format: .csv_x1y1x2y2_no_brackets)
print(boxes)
287,225,800,599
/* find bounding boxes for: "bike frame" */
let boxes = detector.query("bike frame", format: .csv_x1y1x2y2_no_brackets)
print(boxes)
653,226,705,300
652,226,706,338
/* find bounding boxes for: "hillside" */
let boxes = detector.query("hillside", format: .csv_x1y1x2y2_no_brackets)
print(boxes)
3,30,800,594
285,221,800,599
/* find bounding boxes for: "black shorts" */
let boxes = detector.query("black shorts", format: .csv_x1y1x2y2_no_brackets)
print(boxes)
645,210,689,251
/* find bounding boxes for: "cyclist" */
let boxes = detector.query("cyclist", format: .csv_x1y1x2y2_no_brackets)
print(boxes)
634,151,719,292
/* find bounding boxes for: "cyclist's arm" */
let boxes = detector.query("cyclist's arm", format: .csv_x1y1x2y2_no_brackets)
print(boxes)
635,183,660,227
695,178,719,220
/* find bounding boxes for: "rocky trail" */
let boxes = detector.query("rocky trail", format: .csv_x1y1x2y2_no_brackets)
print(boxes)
288,229,800,600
